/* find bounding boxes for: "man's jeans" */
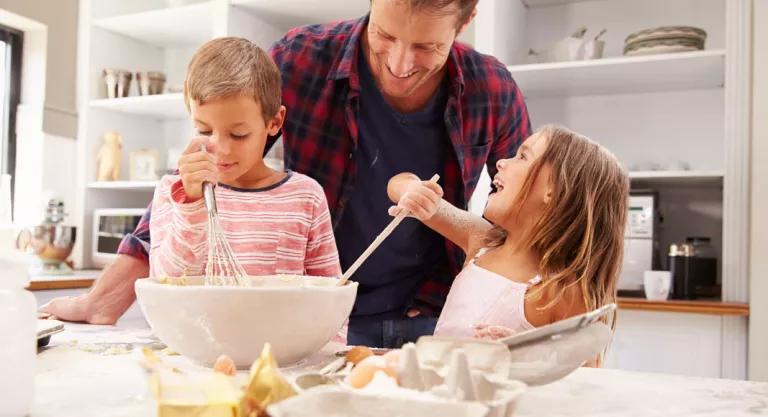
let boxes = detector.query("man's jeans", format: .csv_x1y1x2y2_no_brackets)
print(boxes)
347,315,438,348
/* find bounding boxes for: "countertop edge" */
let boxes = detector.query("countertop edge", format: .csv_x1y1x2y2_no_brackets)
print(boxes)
26,269,102,291
23,273,749,317
27,278,96,291
617,297,750,316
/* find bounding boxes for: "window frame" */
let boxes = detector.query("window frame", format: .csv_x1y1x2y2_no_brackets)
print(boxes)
0,24,23,210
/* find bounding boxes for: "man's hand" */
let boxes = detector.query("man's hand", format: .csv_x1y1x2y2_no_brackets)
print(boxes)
38,295,99,323
387,173,443,221
38,255,148,325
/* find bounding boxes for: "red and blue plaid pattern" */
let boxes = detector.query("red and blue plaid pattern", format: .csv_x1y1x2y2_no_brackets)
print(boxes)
118,14,531,317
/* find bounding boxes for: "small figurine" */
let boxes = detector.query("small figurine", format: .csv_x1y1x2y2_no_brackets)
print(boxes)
96,131,122,181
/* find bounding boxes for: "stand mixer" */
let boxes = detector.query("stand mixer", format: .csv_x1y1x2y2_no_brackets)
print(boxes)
15,197,77,276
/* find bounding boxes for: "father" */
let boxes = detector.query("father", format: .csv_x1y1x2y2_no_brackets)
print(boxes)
40,0,531,348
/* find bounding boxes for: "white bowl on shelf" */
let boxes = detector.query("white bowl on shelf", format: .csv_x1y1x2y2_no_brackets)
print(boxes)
134,275,357,369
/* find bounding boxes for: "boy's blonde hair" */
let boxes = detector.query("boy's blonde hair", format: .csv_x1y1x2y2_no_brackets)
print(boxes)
184,37,282,124
484,124,629,333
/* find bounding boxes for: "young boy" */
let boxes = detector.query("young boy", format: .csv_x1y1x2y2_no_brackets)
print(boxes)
148,38,344,321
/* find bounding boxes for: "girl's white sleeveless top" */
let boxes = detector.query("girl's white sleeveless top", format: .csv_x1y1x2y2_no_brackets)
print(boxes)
434,248,541,338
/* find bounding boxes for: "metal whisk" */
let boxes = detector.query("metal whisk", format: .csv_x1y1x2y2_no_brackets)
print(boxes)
201,143,247,287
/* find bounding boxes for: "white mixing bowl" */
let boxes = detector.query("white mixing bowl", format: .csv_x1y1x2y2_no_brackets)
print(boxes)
134,275,357,368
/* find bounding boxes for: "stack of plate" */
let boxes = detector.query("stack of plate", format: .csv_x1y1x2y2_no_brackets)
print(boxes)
623,26,707,56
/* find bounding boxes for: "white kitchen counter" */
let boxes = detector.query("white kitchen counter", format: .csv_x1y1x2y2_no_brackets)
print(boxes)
31,322,768,417
29,269,102,282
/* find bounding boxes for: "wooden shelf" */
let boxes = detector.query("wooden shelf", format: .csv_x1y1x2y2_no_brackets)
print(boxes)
89,94,187,119
92,2,212,48
87,181,159,191
618,298,749,316
232,0,370,29
629,170,724,187
508,49,726,98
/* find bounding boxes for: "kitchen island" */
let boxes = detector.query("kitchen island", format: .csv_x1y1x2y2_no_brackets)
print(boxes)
31,322,768,417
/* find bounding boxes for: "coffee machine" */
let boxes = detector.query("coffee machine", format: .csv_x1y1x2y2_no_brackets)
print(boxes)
618,191,661,297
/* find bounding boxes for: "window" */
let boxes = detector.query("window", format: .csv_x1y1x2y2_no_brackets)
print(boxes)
0,24,22,209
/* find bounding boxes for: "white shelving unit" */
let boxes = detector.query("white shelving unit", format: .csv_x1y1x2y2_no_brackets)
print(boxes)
231,0,370,32
74,0,752,380
89,94,187,119
91,2,214,48
629,170,724,188
86,180,160,191
509,49,725,98
74,0,291,274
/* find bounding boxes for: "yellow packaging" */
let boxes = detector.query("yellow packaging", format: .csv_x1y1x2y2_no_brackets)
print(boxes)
142,347,239,417
140,344,297,417
239,343,298,417
147,370,240,417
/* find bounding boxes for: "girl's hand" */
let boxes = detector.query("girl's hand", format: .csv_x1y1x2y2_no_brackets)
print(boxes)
178,137,218,202
387,173,443,221
472,324,516,340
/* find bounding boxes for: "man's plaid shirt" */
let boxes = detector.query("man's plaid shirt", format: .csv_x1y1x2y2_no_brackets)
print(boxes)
118,14,532,317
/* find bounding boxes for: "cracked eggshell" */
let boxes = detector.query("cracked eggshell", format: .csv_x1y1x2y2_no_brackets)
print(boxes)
278,342,526,417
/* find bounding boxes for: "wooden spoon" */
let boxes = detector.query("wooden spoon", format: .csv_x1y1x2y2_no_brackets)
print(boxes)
337,174,440,286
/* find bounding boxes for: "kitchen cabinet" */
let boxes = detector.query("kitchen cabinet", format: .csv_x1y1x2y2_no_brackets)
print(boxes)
604,310,723,378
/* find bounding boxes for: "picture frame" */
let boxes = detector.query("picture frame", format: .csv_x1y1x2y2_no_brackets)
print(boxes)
130,149,159,181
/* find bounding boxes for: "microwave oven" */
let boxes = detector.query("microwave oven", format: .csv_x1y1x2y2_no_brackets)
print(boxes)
91,208,146,268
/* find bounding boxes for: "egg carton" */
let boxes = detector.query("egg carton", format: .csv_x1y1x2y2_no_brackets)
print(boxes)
411,318,612,388
268,343,526,417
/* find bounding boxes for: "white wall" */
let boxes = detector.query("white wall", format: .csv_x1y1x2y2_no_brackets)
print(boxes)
748,0,768,382
0,1,79,224
0,0,78,138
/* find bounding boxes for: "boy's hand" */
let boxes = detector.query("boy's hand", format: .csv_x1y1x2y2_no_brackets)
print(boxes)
178,137,218,202
387,173,443,221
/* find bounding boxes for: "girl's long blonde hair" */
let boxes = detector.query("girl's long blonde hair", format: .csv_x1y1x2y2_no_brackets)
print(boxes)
484,124,629,333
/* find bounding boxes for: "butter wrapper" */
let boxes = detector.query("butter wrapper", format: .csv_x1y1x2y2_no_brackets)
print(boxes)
239,343,298,417
140,347,239,417
146,369,240,417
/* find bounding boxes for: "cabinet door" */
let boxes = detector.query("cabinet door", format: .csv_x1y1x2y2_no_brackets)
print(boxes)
603,310,722,378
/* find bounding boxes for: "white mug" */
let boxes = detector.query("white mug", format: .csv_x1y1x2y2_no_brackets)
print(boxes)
644,271,672,301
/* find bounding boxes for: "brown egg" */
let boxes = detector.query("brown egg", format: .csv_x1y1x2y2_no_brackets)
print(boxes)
348,355,399,389
345,346,374,366
212,354,236,376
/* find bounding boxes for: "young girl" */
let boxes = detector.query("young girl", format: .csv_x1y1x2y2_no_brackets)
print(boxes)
387,124,629,347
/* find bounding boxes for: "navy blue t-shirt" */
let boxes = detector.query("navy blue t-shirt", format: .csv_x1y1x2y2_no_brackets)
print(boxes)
335,49,450,321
